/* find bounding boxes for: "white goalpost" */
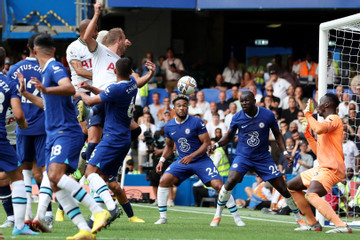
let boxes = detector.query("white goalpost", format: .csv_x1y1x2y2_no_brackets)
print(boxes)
318,13,360,226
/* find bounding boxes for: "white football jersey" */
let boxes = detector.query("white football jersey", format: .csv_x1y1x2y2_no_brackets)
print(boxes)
66,38,93,91
92,43,120,92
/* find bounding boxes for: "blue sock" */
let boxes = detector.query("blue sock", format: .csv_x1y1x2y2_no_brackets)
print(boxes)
58,203,63,211
86,143,98,161
47,202,52,212
121,202,134,218
0,185,14,217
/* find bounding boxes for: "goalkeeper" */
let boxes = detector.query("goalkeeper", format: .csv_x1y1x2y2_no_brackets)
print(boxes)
287,95,352,233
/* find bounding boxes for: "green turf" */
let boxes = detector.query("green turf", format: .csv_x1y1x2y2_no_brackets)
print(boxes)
0,203,357,239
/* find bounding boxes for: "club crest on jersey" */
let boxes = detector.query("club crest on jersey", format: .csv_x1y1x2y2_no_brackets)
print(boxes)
185,128,190,134
259,122,265,128
232,163,238,168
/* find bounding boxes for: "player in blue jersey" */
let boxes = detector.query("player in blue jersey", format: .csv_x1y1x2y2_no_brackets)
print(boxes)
7,33,54,231
154,95,244,226
209,91,305,227
76,57,137,226
0,47,38,236
18,33,109,240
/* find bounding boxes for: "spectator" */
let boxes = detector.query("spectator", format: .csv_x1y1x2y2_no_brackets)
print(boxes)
222,57,242,87
338,93,357,119
3,57,11,75
125,159,141,174
351,84,360,110
280,97,299,125
293,53,317,85
196,90,210,115
240,71,255,89
169,91,178,109
248,84,263,105
233,91,243,113
260,85,280,108
157,97,175,121
236,175,263,208
265,67,291,107
224,103,237,130
278,138,300,174
263,95,275,110
188,96,203,118
149,92,164,124
248,56,265,90
293,142,313,175
226,86,239,104
335,85,343,102
203,101,225,123
212,73,228,91
294,86,307,110
137,52,160,90
161,47,185,92
138,112,156,173
137,106,154,125
280,85,295,110
280,121,291,140
217,91,230,114
342,131,360,171
206,113,227,139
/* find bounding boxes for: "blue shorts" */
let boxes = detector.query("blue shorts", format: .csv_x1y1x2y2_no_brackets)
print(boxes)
17,134,46,167
88,139,131,176
87,103,105,128
0,143,20,172
165,156,221,185
45,133,83,172
230,156,282,182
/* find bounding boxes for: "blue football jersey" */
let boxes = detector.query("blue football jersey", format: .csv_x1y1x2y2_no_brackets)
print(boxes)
41,58,81,138
7,57,45,135
99,76,138,144
164,115,208,161
0,73,20,143
230,106,278,160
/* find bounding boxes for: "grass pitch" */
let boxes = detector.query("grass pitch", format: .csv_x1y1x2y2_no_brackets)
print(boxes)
0,203,357,240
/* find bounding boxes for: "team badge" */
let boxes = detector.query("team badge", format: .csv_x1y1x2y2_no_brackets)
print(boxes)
259,122,265,128
232,163,238,168
185,128,190,134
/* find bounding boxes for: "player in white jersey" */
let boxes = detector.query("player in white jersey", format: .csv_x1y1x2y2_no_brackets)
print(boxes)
79,1,156,224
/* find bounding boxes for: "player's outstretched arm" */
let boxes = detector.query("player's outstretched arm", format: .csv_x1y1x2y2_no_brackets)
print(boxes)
17,72,44,109
10,97,27,129
84,2,101,52
77,91,102,106
156,137,174,174
77,81,103,95
133,61,156,88
179,132,211,165
210,129,235,152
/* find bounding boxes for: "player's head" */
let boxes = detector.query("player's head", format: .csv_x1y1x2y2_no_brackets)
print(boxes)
318,93,340,117
115,58,132,80
0,47,6,69
240,91,256,113
79,19,98,39
28,33,42,53
33,32,55,57
103,28,126,53
172,94,189,120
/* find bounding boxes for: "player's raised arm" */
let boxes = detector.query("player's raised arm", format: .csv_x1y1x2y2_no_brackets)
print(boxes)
31,77,75,96
17,72,44,109
84,1,101,52
179,131,211,165
132,60,156,88
156,137,174,173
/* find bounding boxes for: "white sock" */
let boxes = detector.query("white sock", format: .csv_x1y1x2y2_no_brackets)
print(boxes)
55,189,90,231
8,215,14,222
94,192,105,209
226,195,241,221
57,174,103,214
157,187,169,219
215,185,232,218
22,169,33,218
285,197,302,221
87,173,115,211
37,171,52,219
45,211,52,217
11,180,26,230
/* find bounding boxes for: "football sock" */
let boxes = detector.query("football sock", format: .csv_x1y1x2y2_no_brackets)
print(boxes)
37,171,52,219
87,173,115,211
306,192,346,227
94,192,105,209
11,180,26,230
121,201,134,218
157,187,169,219
288,189,317,225
226,195,241,221
285,197,302,221
0,185,14,219
86,143,98,161
55,189,90,232
58,203,63,211
22,169,33,219
215,185,232,218
57,174,103,214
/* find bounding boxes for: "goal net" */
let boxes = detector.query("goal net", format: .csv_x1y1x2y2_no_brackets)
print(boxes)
318,13,360,226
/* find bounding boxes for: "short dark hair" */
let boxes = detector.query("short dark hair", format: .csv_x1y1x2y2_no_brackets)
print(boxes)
0,47,6,68
172,94,189,105
28,33,42,50
34,32,54,49
291,129,299,134
325,93,340,108
115,58,132,78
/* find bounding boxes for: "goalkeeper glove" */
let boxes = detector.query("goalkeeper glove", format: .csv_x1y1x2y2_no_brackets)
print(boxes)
304,99,315,115
299,117,310,134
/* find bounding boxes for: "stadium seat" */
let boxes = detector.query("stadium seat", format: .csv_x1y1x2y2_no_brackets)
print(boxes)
147,88,170,105
200,197,217,207
201,88,221,103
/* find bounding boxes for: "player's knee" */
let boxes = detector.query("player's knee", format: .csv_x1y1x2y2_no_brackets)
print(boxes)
305,192,318,202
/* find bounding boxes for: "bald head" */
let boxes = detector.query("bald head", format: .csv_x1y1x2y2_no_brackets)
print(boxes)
241,91,255,100
79,19,91,34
